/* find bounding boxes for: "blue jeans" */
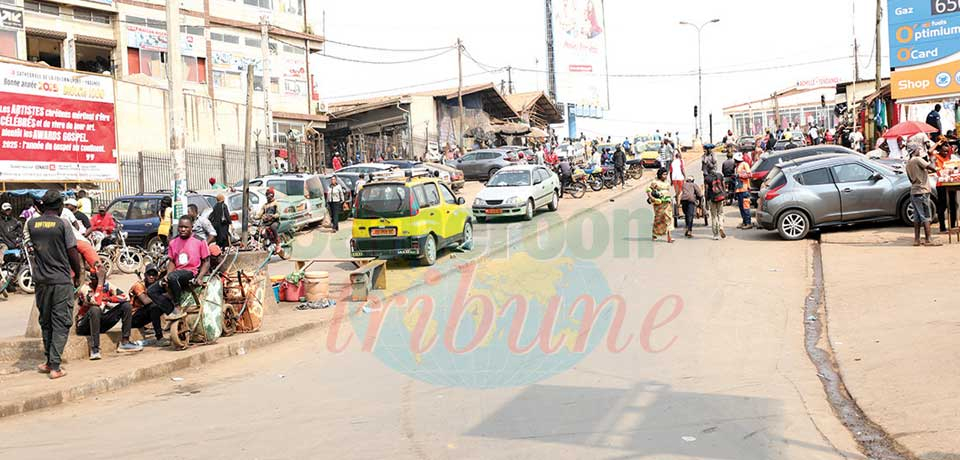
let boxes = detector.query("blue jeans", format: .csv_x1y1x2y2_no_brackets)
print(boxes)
737,192,752,225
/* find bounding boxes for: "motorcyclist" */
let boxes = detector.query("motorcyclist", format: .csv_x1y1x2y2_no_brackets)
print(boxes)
0,203,22,253
558,157,573,190
613,146,627,189
721,151,737,205
256,188,281,251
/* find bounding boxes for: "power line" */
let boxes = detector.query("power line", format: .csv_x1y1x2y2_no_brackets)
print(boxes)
323,68,506,100
323,38,454,53
509,56,855,78
318,48,455,65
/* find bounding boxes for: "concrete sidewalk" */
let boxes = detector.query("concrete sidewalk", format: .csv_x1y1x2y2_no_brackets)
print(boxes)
820,226,960,459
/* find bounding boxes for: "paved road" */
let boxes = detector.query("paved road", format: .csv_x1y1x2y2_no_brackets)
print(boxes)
0,170,867,459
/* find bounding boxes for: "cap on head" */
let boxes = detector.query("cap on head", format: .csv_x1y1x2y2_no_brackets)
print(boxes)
41,190,63,210
733,152,744,162
64,198,78,208
144,264,159,275
1,203,11,211
209,177,216,185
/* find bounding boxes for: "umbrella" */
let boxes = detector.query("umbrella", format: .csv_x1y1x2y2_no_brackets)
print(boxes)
882,121,937,139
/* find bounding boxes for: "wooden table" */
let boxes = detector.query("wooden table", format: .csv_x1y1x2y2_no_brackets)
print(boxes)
936,182,960,243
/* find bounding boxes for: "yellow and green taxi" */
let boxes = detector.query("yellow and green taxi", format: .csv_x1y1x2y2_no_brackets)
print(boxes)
350,175,473,265
638,141,663,169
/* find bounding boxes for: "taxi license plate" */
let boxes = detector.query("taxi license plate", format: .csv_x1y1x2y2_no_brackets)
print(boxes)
370,228,397,237
485,209,503,215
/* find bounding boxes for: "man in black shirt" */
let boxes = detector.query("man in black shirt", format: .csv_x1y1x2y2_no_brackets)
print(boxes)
926,104,942,141
613,146,627,189
28,190,83,379
721,151,737,205
0,202,21,251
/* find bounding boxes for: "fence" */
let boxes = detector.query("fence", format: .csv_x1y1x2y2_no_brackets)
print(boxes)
98,141,323,205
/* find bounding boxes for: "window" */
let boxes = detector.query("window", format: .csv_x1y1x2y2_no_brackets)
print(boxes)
306,177,323,200
460,154,476,162
478,152,499,160
210,32,223,42
422,183,441,207
0,30,16,59
180,25,203,36
252,76,279,93
108,200,131,221
146,18,166,29
223,34,240,45
182,56,207,83
74,8,111,24
125,16,146,25
27,35,62,68
797,168,833,186
832,163,875,183
76,44,113,74
439,184,456,204
133,48,165,79
24,0,59,15
213,70,241,89
128,199,160,220
283,43,304,54
243,0,271,8
411,185,427,208
283,79,305,96
244,37,261,48
267,179,304,197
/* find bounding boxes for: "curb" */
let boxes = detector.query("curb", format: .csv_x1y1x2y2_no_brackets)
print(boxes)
0,315,331,419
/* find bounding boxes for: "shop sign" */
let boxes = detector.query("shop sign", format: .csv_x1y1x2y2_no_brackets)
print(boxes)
127,25,204,57
0,6,23,29
889,0,960,99
0,62,118,182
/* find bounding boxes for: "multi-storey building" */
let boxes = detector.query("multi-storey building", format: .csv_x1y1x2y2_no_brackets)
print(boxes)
0,0,325,148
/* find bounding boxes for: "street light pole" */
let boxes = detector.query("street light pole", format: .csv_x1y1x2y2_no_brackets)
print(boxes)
679,19,719,141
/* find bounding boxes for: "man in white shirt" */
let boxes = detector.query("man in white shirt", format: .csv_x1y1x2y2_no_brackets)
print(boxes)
808,126,820,145
850,129,865,152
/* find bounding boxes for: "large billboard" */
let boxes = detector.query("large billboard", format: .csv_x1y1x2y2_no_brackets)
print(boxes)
552,0,608,110
888,0,960,100
0,63,118,182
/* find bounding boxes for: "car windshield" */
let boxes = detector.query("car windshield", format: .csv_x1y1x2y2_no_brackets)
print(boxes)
643,142,661,151
357,184,413,218
762,166,784,188
487,171,531,187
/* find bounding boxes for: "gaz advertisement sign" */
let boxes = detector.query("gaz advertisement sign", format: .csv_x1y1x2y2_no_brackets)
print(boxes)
889,0,960,99
0,63,118,181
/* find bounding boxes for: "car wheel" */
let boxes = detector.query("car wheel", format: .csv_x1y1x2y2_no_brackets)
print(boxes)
420,234,438,266
461,222,473,245
547,191,559,211
777,210,810,240
145,236,165,257
901,196,934,226
523,199,535,221
488,168,500,179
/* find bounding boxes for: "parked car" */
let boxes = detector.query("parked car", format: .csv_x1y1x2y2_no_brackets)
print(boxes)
737,135,757,152
350,176,472,266
244,173,327,227
749,145,857,203
336,163,401,183
757,155,934,240
317,174,354,221
555,144,586,164
425,162,465,191
451,149,518,180
637,141,663,169
472,165,560,222
198,189,271,239
106,192,211,253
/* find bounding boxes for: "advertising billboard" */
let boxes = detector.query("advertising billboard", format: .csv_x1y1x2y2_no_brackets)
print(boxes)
552,0,608,110
888,0,960,100
0,63,118,182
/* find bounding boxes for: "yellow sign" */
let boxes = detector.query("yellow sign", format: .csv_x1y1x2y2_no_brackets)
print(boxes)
891,60,960,100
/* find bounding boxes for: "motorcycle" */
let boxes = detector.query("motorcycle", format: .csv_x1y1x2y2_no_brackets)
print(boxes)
249,219,294,260
565,169,588,199
98,225,147,277
0,248,34,296
583,165,605,192
600,165,618,189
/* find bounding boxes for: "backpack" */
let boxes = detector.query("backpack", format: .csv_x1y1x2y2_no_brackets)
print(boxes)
706,174,726,202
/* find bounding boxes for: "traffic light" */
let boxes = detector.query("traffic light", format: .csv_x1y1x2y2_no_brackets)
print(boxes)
694,105,698,118
821,95,826,108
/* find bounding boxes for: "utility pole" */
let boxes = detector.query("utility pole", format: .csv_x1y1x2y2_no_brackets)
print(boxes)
709,113,713,144
507,66,513,94
241,65,254,246
679,19,720,142
165,0,187,220
852,0,859,134
260,16,273,146
875,0,883,92
544,0,557,101
457,38,465,153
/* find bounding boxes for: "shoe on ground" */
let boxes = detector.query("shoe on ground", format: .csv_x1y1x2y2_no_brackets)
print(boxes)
713,235,720,241
156,338,172,348
117,342,143,353
37,363,51,374
89,349,102,360
165,307,186,321
48,369,66,380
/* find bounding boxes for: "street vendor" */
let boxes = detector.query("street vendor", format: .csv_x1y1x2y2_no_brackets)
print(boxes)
166,216,211,314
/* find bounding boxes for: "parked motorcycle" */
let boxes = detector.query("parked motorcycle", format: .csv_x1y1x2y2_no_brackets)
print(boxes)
249,219,294,260
601,165,618,189
583,165,605,192
99,225,147,277
0,248,34,296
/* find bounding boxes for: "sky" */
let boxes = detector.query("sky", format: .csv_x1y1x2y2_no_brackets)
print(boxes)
309,0,890,141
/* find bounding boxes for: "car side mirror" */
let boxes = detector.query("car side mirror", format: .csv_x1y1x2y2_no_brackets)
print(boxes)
457,197,466,205
870,172,883,181
534,178,543,185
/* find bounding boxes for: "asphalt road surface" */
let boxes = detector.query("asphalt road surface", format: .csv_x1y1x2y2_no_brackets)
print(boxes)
0,166,867,459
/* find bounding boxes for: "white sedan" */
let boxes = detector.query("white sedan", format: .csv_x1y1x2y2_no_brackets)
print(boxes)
472,165,560,222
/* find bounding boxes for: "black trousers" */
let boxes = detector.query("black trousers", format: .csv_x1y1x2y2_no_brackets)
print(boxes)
936,187,958,231
328,201,341,232
614,167,625,187
214,225,230,249
166,270,194,304
682,200,697,231
36,283,74,370
76,302,132,350
131,304,164,340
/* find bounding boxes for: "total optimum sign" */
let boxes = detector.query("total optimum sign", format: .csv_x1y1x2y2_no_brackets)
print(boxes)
889,0,960,99
0,63,118,181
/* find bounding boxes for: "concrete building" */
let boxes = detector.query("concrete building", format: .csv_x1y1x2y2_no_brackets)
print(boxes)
0,0,325,154
723,82,838,136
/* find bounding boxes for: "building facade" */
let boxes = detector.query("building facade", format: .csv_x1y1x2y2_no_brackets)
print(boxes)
723,84,838,136
0,0,324,152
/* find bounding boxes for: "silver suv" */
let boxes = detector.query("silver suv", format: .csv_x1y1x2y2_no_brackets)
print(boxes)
757,155,935,240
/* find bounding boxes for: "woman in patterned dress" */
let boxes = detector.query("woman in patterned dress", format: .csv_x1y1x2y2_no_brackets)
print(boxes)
647,168,675,243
